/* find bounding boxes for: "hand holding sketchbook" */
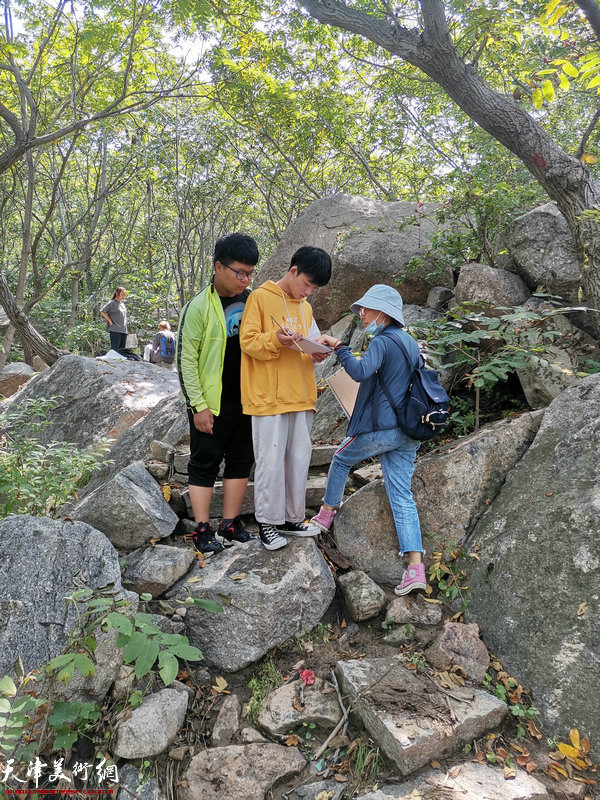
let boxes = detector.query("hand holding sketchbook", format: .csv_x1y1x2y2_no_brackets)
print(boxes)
269,314,333,355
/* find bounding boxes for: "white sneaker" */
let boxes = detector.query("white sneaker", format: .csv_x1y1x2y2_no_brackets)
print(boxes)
258,523,288,551
275,521,320,537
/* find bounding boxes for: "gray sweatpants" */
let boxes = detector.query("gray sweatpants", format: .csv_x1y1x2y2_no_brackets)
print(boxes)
251,411,314,525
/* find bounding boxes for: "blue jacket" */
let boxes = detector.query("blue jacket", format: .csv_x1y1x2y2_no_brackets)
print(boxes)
337,324,420,437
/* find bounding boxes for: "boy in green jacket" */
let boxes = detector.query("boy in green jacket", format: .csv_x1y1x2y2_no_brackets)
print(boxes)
177,233,259,554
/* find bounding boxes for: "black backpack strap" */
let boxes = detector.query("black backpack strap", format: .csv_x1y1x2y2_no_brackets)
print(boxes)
374,332,419,426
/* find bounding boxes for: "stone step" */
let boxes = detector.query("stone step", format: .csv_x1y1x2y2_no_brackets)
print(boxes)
180,476,329,518
335,655,508,777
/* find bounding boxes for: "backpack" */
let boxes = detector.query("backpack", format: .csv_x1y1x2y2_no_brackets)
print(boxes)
160,334,175,359
377,334,450,441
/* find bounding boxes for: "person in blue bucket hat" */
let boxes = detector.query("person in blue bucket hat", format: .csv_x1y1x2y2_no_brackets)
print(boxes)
313,284,426,596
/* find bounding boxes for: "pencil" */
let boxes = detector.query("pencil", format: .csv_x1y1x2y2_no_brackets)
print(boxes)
269,314,305,353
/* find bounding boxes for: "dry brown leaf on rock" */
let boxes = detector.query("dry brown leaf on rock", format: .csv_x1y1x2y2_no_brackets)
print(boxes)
161,485,171,501
285,733,299,747
577,601,588,616
526,719,542,739
211,676,229,694
292,698,304,712
504,765,516,780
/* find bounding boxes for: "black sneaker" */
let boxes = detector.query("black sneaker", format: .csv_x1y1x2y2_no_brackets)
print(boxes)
192,522,224,555
275,520,320,537
258,522,288,551
218,516,257,547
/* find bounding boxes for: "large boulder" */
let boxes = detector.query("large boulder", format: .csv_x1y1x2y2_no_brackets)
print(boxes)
255,194,454,328
0,516,126,677
5,354,180,447
334,413,543,584
453,262,530,311
463,372,600,747
71,461,179,552
167,538,336,671
504,203,580,302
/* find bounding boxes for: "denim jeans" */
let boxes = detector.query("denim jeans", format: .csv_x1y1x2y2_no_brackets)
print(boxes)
323,427,424,555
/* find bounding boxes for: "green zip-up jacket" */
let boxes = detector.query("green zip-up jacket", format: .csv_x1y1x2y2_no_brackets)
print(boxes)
176,283,227,415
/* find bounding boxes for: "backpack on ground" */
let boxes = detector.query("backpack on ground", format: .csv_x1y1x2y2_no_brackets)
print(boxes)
377,334,450,441
160,334,175,359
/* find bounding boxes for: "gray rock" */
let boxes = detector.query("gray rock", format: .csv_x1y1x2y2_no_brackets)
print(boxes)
2,361,35,375
291,781,345,800
386,594,443,626
112,664,137,702
408,761,550,800
178,743,306,800
381,625,415,647
149,440,174,462
0,516,124,678
338,570,387,622
310,444,339,467
255,194,453,328
425,622,490,683
312,389,349,444
167,538,336,672
402,304,444,324
427,286,455,310
504,203,580,302
464,371,600,747
453,262,530,310
145,461,170,481
240,727,268,743
32,356,49,371
202,476,328,518
117,763,165,800
258,677,342,736
413,411,544,557
113,687,189,758
4,354,180,447
69,392,188,503
336,656,507,775
513,306,599,407
173,450,189,475
71,461,179,552
212,693,241,746
122,545,195,597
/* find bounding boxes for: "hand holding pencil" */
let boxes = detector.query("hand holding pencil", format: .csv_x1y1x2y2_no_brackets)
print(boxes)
270,314,304,351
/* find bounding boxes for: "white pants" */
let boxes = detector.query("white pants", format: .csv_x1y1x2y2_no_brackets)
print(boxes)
252,411,314,525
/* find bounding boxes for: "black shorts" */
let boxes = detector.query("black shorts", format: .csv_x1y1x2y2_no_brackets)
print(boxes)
187,400,253,487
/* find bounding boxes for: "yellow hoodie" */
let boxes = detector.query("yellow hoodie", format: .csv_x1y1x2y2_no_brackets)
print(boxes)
240,280,319,416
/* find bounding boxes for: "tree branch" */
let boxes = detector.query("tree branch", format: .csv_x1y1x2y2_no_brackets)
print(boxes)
577,107,600,160
574,0,600,43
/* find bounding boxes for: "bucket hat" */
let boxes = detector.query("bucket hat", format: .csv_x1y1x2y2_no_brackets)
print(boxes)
350,284,405,326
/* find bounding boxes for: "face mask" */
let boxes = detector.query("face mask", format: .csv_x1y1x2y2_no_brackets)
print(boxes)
365,313,384,337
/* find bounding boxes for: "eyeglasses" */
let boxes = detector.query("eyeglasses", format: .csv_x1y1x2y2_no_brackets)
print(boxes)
223,264,254,282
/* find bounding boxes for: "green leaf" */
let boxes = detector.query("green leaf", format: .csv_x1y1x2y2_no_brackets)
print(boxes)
0,676,17,697
165,642,204,662
531,88,543,109
587,74,600,89
192,598,224,613
105,612,133,636
158,650,179,686
561,61,578,78
73,654,95,678
541,79,555,102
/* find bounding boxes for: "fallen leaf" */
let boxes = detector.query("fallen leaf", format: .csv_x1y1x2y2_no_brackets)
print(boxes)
525,761,538,774
149,537,160,546
558,743,582,759
448,765,462,778
229,572,247,581
423,597,443,605
286,733,299,747
577,602,588,616
161,485,171,501
430,760,442,769
527,720,542,739
547,762,569,780
570,728,581,750
186,576,203,583
333,774,348,783
212,676,229,694
504,766,516,780
341,618,347,629
292,698,304,712
497,747,509,759
468,552,481,561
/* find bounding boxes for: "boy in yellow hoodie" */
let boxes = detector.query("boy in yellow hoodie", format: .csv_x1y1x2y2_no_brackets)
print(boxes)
240,246,332,550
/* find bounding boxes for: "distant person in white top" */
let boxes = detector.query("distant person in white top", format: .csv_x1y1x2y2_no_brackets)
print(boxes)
150,321,176,366
100,287,128,354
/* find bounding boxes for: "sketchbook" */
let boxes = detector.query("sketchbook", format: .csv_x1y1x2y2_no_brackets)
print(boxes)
327,367,360,419
295,337,333,355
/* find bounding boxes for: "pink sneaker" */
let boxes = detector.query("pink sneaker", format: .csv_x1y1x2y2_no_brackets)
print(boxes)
310,507,336,532
394,564,426,596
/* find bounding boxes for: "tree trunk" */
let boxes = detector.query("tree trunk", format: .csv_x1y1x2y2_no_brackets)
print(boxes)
300,0,600,331
0,270,64,367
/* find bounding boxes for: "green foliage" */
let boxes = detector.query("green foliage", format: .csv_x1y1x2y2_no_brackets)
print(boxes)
0,398,109,518
428,545,472,611
246,656,283,726
47,701,101,751
348,736,382,796
0,674,44,759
